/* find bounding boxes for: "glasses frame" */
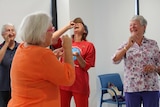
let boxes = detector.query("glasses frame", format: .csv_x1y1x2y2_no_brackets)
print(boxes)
47,27,55,33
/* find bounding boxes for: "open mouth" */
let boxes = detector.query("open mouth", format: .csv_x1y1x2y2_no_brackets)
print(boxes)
74,26,79,29
9,34,14,37
131,29,138,33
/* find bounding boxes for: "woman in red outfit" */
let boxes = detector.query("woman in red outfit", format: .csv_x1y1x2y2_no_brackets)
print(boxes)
60,17,96,107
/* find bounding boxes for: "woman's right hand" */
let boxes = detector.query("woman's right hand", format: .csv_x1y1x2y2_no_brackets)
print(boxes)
53,47,63,58
126,34,137,49
61,35,74,67
3,33,12,45
67,21,75,29
61,35,72,50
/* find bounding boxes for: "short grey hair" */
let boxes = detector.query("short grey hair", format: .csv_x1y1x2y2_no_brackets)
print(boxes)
18,11,52,45
1,23,15,35
131,15,147,26
131,15,147,34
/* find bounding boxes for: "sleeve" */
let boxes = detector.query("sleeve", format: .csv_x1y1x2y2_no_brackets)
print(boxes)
50,38,62,50
83,43,96,71
41,51,75,86
153,41,160,66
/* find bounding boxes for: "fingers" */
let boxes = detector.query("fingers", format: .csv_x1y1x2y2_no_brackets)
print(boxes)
61,35,72,49
68,21,75,29
53,47,64,58
143,65,156,73
4,34,11,42
72,52,79,56
130,35,136,43
70,21,75,26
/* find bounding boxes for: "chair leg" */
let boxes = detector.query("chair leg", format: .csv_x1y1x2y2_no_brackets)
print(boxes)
118,104,122,107
100,102,102,107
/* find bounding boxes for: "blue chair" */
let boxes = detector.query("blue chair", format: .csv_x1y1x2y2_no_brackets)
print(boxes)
98,73,126,107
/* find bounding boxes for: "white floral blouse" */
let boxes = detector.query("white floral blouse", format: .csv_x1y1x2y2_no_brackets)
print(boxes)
113,37,160,92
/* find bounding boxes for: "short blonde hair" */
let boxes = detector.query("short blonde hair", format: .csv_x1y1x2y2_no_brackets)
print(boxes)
18,11,52,45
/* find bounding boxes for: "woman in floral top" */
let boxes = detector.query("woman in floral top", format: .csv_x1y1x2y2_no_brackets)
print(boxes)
112,15,160,107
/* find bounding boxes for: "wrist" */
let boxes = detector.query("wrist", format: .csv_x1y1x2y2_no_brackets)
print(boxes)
123,46,128,51
4,42,9,47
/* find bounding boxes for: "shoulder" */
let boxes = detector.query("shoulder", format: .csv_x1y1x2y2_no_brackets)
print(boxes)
82,41,95,52
15,41,20,47
83,41,95,47
0,43,3,47
0,42,5,49
143,37,158,45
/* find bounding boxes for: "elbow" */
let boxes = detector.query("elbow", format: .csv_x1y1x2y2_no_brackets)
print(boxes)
112,56,121,64
112,56,117,62
68,70,76,85
65,66,76,86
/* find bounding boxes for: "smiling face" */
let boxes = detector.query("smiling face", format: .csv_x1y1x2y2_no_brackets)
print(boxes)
2,25,16,41
129,20,146,37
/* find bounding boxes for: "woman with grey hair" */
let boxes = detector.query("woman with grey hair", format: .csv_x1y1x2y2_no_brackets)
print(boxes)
0,23,19,107
112,15,160,107
7,11,75,107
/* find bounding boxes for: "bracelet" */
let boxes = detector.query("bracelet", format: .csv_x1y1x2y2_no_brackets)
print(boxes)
123,47,127,51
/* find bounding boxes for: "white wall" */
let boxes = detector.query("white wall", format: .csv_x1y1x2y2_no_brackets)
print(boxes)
139,0,160,44
0,0,51,43
57,0,160,107
1,0,160,107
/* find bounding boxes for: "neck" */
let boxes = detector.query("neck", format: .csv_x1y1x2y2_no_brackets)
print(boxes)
74,34,82,42
8,40,15,49
136,35,144,46
25,42,47,48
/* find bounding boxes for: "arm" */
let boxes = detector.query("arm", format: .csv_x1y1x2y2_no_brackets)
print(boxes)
0,34,11,63
62,35,74,68
73,52,86,68
143,41,160,74
0,42,9,63
52,21,75,45
74,43,95,70
44,35,75,86
113,35,135,62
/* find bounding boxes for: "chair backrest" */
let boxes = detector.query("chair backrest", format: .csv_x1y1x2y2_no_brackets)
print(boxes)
98,73,123,94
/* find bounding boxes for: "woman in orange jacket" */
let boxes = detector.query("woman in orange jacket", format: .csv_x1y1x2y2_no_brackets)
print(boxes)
7,11,75,107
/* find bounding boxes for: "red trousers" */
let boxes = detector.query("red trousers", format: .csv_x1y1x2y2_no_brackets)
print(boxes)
60,89,89,107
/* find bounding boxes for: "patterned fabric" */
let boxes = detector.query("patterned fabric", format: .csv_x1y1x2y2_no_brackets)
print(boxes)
113,37,160,92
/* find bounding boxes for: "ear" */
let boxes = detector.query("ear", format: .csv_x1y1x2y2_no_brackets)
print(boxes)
143,25,146,33
84,30,87,34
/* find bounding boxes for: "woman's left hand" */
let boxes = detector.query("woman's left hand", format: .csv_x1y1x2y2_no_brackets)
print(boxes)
143,65,156,73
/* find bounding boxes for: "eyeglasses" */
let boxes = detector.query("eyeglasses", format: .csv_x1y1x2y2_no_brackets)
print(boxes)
47,27,55,33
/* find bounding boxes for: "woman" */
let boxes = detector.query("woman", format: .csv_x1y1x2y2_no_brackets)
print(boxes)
112,15,160,107
0,23,19,107
7,11,75,107
60,17,96,107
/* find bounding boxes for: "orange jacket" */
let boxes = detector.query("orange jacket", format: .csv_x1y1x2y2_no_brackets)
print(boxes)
8,43,75,107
